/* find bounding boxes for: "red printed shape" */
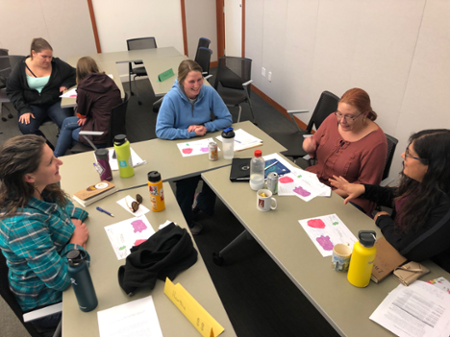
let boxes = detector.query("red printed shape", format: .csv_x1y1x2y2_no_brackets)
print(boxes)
182,148,193,154
134,239,147,246
279,176,294,184
307,219,326,229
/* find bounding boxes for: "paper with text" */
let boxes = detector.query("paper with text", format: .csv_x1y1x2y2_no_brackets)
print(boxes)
216,129,263,151
97,295,163,337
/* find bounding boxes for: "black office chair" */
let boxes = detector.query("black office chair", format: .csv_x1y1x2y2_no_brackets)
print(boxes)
0,252,61,337
127,37,157,105
194,37,211,61
269,90,340,163
70,93,129,154
382,133,399,184
0,55,25,121
195,47,213,78
214,56,256,123
0,48,8,56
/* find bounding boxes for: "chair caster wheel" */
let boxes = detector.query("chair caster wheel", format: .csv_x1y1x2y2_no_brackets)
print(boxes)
131,91,135,96
212,253,224,266
8,114,13,119
1,117,7,122
138,101,142,105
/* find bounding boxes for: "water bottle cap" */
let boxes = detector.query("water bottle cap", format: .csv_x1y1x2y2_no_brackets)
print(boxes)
222,127,235,138
148,171,161,182
113,134,127,146
254,150,262,157
67,250,86,265
95,148,109,159
358,230,377,247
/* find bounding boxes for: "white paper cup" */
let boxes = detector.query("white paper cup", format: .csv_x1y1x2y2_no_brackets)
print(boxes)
331,243,352,272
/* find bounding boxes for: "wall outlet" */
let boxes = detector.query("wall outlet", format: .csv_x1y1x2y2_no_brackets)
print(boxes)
268,71,272,82
261,67,266,77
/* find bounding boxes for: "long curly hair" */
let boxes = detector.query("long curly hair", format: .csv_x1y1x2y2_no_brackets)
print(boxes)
395,129,450,232
0,135,66,217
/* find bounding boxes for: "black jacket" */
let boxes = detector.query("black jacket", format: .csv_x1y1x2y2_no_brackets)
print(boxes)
6,56,76,115
363,184,450,272
118,223,198,296
76,73,122,144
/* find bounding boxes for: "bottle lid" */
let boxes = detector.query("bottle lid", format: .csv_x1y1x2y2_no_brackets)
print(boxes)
113,134,127,146
221,127,235,138
254,150,262,157
95,148,109,159
358,230,377,248
67,250,85,265
148,171,161,183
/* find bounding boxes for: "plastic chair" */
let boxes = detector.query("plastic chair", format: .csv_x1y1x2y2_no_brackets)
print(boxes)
0,252,61,337
127,37,157,105
0,55,25,121
194,37,211,61
214,56,256,123
70,93,129,154
269,91,340,163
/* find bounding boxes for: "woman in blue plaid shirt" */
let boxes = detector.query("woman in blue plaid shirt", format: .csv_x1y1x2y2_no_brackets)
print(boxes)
0,135,89,329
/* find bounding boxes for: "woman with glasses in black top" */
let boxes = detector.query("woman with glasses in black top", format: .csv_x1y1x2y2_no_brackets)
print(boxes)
330,129,450,273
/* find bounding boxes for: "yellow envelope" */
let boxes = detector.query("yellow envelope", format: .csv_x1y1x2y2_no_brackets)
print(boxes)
164,278,224,337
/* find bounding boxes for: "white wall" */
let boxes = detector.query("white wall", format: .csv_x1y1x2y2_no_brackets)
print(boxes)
92,0,185,77
185,0,218,62
0,0,96,62
246,0,450,182
225,0,242,57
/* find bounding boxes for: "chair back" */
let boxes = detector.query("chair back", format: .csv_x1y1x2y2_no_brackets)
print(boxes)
305,90,339,133
0,56,24,88
0,48,8,56
127,37,157,69
0,252,42,337
383,133,398,180
214,56,252,96
107,93,129,146
195,47,212,75
194,37,211,60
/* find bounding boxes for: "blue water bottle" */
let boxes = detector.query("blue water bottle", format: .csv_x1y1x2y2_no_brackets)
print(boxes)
67,250,98,312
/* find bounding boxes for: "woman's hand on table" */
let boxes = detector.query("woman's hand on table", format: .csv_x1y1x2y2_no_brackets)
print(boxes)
188,125,207,136
329,175,365,204
59,86,68,93
69,219,89,249
18,113,35,124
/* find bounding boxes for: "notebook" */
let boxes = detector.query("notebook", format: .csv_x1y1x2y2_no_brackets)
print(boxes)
229,158,251,182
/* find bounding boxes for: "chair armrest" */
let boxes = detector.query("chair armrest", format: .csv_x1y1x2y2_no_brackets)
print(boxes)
23,302,62,323
303,134,313,138
287,109,308,115
242,79,253,87
204,74,213,80
380,177,395,187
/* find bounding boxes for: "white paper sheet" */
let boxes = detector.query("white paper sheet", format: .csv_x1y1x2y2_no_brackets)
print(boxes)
176,137,219,157
370,281,450,337
216,129,263,151
298,214,357,257
97,295,163,337
107,148,147,170
104,215,155,260
59,87,78,98
116,195,150,217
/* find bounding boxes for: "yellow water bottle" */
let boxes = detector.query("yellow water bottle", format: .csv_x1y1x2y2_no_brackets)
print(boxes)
347,230,377,287
148,171,165,212
113,134,134,178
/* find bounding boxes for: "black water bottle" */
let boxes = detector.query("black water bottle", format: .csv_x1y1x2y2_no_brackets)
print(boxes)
67,250,98,312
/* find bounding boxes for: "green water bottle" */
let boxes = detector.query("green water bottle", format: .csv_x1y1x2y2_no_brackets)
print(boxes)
113,134,134,178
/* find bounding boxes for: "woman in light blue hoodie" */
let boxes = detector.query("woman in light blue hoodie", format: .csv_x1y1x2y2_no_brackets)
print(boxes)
156,60,232,234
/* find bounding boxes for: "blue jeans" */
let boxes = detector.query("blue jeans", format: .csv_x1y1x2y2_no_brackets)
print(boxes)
54,116,80,157
18,100,73,135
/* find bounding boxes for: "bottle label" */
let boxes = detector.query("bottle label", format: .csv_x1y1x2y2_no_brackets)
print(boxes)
119,160,127,167
160,188,164,201
149,185,159,196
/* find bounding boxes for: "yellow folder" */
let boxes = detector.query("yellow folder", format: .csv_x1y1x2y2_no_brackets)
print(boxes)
164,278,224,337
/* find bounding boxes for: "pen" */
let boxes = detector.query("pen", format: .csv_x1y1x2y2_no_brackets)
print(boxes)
234,139,242,143
96,207,114,217
264,161,278,170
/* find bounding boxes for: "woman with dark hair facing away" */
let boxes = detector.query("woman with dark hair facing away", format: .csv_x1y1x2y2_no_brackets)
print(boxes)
0,135,89,328
156,60,232,234
302,88,387,214
6,38,76,148
330,129,450,272
54,56,122,157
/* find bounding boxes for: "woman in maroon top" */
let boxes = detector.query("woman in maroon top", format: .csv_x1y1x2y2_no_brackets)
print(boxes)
303,88,387,213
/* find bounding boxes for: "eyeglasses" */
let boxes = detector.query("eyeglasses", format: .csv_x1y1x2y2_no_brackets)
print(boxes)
126,194,143,212
404,148,421,161
335,111,363,123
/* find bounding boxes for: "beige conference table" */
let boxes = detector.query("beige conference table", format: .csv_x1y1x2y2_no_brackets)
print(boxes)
62,47,188,107
60,121,286,194
201,165,450,337
62,183,237,337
